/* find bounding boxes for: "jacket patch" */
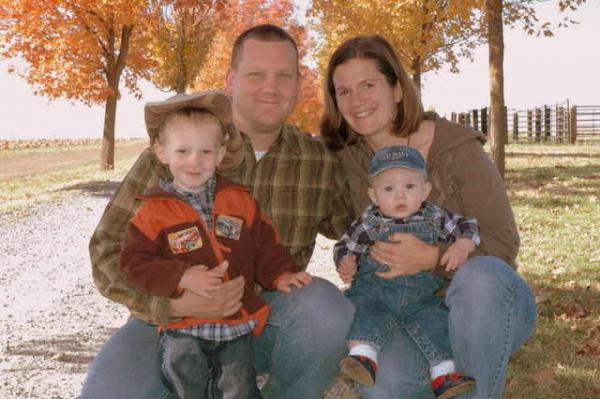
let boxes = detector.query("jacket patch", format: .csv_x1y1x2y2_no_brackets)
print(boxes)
168,226,202,254
216,215,243,240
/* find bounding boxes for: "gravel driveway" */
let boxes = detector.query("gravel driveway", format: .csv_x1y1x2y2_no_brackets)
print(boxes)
0,183,358,398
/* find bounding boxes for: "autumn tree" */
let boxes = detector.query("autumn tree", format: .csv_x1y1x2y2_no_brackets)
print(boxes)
147,0,225,94
487,0,506,177
0,0,155,169
193,0,323,133
310,0,485,92
485,0,587,177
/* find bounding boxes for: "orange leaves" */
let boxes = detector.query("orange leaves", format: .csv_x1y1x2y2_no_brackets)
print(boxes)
0,0,153,105
288,64,323,134
310,0,485,90
146,0,225,93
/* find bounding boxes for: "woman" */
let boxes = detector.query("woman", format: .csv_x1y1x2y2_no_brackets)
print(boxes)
321,35,536,399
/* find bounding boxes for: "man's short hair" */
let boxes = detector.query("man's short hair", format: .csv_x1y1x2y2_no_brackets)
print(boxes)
230,24,299,71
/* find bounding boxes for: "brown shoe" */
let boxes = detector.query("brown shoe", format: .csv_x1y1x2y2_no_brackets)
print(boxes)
340,355,378,386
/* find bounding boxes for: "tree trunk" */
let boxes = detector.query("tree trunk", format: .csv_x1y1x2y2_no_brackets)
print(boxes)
100,25,133,170
101,92,118,170
411,59,422,96
176,69,186,93
487,0,506,178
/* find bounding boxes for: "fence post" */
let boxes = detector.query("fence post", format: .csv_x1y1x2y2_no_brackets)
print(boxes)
535,108,542,142
544,106,551,141
481,107,488,135
513,112,519,143
504,106,509,144
466,112,471,128
527,110,533,140
555,104,562,142
570,105,577,143
451,112,457,123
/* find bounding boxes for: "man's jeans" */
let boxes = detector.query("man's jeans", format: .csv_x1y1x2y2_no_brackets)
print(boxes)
346,255,450,365
80,278,354,399
359,256,537,399
160,331,258,399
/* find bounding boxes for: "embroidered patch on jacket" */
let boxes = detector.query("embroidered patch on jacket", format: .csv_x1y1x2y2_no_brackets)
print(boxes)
216,215,243,240
168,226,202,254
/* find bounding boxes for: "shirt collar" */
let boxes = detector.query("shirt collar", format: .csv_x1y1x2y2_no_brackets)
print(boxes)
371,201,429,222
240,123,302,155
159,176,216,199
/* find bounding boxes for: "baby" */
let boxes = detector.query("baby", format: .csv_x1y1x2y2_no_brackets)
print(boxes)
335,145,478,398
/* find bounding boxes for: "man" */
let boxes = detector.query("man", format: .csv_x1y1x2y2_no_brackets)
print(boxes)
82,25,355,399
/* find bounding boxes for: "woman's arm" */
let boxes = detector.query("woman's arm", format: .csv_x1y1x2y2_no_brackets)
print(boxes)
451,140,519,266
371,135,519,277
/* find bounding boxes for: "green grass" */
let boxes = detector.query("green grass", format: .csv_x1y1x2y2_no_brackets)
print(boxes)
1,141,599,398
1,140,147,215
503,143,600,399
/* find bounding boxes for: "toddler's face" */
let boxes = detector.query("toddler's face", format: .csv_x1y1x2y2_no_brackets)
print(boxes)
154,117,225,193
368,167,431,219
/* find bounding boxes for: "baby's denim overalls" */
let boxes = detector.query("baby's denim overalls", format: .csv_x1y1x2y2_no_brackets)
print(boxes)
345,208,452,365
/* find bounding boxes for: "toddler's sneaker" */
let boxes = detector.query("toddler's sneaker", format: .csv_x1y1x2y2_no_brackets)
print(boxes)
432,372,476,399
339,355,378,386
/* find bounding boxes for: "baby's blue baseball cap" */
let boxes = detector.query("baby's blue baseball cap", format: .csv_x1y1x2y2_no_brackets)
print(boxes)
369,145,426,177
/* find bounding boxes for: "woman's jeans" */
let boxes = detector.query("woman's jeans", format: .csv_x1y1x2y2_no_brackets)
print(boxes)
359,256,537,399
80,277,354,399
160,331,258,399
346,255,451,365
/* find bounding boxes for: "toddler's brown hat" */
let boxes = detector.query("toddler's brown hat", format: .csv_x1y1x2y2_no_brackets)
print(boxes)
144,91,242,170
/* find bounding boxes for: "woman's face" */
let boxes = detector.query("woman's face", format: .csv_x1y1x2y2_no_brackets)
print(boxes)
332,58,402,142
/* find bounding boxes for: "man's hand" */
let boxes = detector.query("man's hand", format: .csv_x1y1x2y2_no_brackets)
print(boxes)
441,238,475,271
337,255,357,284
178,261,229,298
370,233,439,279
169,274,244,319
275,272,313,293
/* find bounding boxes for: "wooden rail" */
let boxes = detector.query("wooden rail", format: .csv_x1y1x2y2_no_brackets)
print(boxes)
450,102,600,143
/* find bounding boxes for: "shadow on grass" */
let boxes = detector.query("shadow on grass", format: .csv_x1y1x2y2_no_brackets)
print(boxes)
5,328,117,373
507,163,600,183
507,151,600,159
510,195,579,209
504,281,600,398
61,181,121,198
507,164,600,199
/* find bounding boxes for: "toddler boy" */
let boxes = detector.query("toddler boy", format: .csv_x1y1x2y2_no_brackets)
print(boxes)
120,91,311,399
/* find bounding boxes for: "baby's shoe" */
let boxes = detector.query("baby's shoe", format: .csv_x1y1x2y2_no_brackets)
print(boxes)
432,372,476,399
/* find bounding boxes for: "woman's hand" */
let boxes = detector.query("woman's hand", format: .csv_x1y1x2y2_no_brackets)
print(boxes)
370,233,439,279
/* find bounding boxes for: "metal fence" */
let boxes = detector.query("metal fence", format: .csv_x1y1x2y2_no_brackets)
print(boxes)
450,101,600,143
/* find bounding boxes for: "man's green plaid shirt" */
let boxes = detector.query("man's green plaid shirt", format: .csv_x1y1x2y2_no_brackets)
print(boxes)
90,124,354,324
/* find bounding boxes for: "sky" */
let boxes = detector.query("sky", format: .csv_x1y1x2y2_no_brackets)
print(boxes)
0,2,598,140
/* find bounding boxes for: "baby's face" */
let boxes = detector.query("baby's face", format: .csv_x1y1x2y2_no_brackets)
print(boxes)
368,167,431,219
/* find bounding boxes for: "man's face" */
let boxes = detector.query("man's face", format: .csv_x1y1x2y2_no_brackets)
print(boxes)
227,38,299,136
